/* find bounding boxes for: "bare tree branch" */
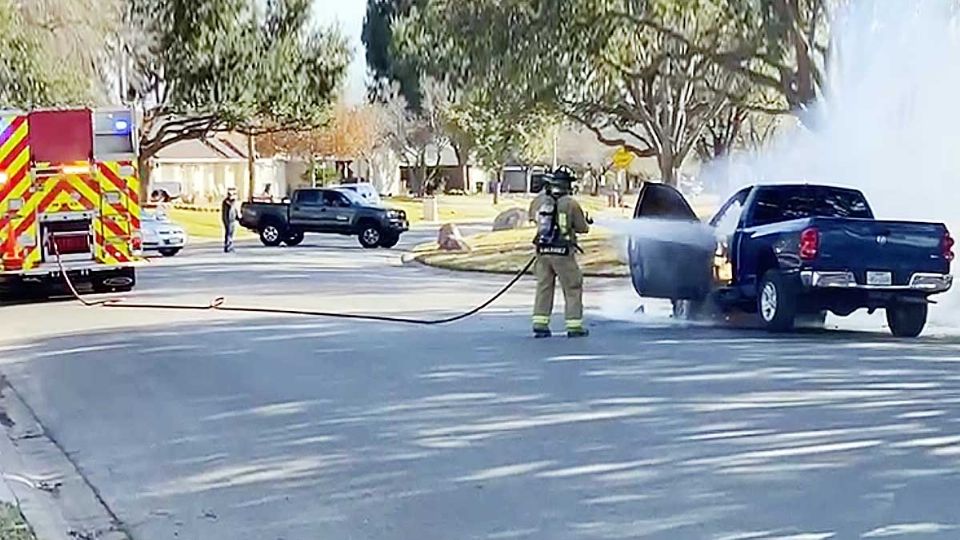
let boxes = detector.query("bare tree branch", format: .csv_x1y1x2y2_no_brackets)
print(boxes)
565,110,657,158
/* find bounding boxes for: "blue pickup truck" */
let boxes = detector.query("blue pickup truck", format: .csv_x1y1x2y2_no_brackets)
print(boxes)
629,183,954,337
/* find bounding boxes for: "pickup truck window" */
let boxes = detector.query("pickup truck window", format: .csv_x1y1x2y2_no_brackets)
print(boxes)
750,186,874,227
634,182,697,220
295,190,322,205
321,191,351,207
710,187,751,232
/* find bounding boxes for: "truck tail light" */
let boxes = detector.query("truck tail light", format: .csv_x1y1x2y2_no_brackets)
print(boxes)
943,230,955,262
799,227,820,261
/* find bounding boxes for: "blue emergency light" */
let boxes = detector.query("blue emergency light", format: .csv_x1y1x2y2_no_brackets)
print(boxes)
111,113,132,135
93,109,136,156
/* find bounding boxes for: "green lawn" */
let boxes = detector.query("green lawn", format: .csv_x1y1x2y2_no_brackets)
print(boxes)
165,208,254,241
0,503,36,540
384,195,528,223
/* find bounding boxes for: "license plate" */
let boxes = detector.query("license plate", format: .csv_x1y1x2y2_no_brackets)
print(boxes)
867,271,892,286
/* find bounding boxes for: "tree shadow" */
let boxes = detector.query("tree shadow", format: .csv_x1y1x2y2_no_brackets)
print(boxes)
2,314,960,539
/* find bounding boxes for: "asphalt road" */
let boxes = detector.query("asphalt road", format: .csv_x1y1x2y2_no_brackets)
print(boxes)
2,226,960,540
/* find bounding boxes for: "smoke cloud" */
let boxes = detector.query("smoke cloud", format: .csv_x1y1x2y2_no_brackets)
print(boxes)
605,0,960,327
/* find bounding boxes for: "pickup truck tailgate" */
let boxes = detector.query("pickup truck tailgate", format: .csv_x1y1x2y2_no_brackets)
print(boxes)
814,218,949,282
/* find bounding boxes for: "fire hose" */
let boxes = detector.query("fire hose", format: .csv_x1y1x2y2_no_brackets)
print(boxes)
52,239,537,325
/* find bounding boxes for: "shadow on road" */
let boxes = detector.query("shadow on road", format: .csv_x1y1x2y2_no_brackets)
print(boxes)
2,313,960,539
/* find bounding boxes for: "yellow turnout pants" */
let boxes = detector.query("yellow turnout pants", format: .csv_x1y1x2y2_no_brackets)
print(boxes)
532,253,584,330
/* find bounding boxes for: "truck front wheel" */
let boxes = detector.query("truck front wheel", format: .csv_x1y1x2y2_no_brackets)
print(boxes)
284,230,305,246
758,270,797,332
259,223,284,247
378,232,400,249
886,302,928,338
358,224,382,249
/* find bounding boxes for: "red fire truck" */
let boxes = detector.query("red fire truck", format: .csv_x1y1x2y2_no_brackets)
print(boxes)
0,108,142,295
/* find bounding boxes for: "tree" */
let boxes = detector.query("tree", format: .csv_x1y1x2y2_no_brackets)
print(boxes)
453,89,548,203
0,0,122,107
398,0,746,186
723,0,836,115
696,106,749,162
0,1,50,107
377,80,452,195
258,103,380,182
362,0,424,109
627,0,839,115
123,0,349,192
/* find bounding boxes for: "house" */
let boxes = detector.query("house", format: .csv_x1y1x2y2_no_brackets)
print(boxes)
354,149,403,196
398,145,490,195
148,133,295,205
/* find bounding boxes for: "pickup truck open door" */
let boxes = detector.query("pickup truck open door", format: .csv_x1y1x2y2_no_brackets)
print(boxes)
628,183,716,301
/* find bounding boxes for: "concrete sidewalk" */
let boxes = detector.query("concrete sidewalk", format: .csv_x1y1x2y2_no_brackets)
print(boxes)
0,377,128,540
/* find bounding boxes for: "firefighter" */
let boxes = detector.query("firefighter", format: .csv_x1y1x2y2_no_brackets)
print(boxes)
529,166,591,338
221,187,239,253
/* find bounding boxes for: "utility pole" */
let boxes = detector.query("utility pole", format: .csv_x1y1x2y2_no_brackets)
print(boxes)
246,132,256,200
552,128,558,170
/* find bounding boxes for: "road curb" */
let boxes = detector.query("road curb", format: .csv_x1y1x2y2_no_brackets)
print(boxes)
0,376,129,540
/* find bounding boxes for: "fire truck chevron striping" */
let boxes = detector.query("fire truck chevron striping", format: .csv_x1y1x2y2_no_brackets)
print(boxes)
0,108,141,293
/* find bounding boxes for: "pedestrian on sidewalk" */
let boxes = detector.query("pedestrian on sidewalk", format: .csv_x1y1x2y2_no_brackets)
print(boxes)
221,187,239,253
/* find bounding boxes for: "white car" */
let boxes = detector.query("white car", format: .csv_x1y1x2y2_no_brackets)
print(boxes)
141,209,187,257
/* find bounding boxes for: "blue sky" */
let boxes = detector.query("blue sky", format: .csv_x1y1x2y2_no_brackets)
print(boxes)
316,1,367,103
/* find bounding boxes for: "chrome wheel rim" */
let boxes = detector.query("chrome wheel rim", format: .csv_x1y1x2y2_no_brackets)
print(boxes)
760,281,778,322
263,226,279,242
363,228,380,244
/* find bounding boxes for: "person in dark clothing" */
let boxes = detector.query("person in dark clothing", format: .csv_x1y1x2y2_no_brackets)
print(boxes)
221,188,239,253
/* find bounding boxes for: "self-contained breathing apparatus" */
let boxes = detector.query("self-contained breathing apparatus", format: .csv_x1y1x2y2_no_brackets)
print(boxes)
534,167,577,256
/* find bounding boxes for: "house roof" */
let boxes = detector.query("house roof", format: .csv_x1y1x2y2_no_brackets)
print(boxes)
153,132,253,162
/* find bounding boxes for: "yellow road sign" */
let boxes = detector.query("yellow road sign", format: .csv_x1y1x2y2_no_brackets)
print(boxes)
612,147,634,170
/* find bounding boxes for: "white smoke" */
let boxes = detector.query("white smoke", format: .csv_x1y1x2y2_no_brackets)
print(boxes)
596,218,716,249
705,0,960,325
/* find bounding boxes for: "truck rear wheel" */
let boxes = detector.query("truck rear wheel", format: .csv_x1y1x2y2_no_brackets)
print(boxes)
358,224,382,249
259,223,284,247
758,270,797,332
886,302,928,338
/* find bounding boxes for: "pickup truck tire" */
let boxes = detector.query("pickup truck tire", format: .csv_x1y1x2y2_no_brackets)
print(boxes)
259,223,284,247
886,303,928,338
284,230,305,246
758,270,797,332
378,232,400,249
358,223,382,249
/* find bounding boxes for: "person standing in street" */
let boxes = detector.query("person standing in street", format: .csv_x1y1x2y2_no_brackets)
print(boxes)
529,166,591,338
221,187,239,253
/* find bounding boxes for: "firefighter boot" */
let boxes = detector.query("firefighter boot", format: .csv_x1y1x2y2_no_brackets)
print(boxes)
533,326,553,339
567,327,590,338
